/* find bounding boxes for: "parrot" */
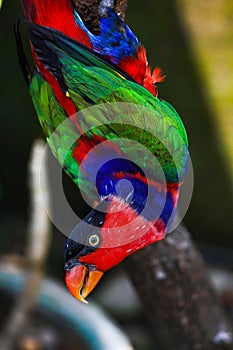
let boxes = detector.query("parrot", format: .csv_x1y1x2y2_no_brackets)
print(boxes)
16,0,189,303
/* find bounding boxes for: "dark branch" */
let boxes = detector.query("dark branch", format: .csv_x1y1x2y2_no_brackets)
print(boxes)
74,0,127,34
125,225,233,350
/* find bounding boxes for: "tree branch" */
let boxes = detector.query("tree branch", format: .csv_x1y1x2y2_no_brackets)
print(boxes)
125,225,233,350
74,0,127,33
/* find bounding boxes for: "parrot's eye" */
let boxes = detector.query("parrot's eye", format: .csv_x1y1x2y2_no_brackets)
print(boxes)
88,234,100,247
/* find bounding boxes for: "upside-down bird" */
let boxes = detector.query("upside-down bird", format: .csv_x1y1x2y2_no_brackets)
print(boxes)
17,0,189,302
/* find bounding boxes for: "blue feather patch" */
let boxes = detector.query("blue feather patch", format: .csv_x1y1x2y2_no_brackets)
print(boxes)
74,8,140,64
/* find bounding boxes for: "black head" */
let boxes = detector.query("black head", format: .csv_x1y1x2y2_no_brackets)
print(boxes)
63,203,108,270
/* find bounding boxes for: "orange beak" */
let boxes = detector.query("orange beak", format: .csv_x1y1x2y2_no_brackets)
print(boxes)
65,264,103,303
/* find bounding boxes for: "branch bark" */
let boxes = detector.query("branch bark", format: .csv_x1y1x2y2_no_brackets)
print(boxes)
75,1,233,349
125,225,233,350
74,0,127,33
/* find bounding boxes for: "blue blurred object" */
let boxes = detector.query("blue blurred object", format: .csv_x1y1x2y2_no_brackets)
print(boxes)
0,262,134,350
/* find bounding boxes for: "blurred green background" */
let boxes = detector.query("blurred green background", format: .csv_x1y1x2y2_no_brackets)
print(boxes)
1,0,232,254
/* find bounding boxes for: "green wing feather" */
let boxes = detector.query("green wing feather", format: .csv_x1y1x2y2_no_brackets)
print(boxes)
28,24,188,200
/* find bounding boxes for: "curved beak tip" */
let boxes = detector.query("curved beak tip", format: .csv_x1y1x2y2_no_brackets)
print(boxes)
65,264,103,303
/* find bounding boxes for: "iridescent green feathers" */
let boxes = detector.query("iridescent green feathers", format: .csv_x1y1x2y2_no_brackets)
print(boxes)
27,24,188,200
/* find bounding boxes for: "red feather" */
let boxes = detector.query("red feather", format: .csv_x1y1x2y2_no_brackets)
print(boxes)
79,197,165,271
20,0,90,45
